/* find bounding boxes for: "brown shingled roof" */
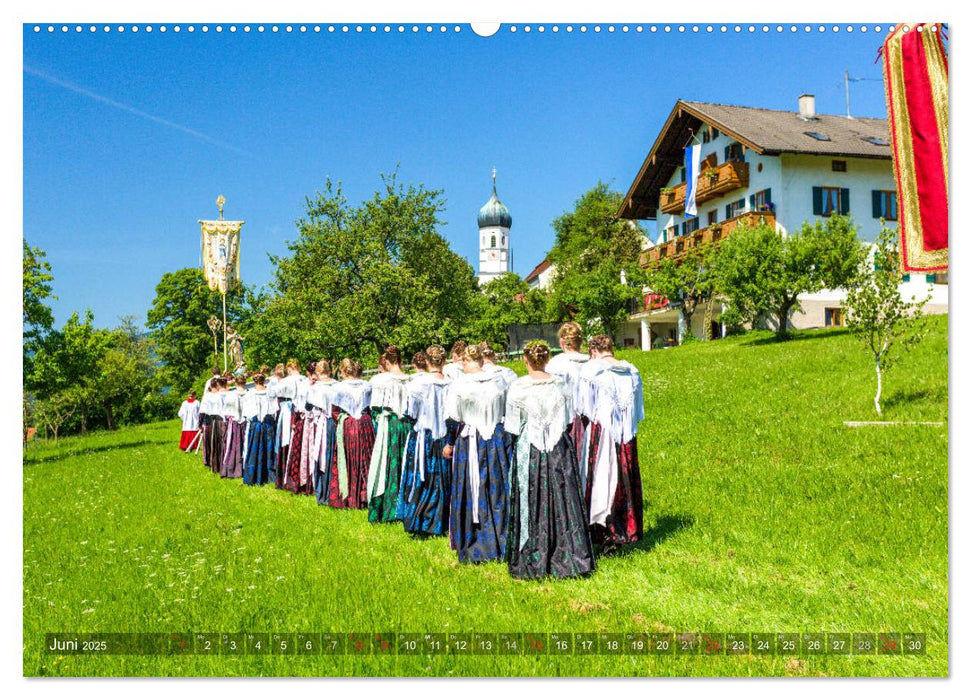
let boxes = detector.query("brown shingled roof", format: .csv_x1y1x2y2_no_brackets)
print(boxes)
525,259,551,283
681,101,891,158
618,99,891,220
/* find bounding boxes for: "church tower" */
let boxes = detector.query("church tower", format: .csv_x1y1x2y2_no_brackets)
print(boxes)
477,168,512,285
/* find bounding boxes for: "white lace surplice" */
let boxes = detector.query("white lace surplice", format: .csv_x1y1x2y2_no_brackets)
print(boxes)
369,372,412,416
332,379,372,420
242,390,276,420
578,360,645,526
307,379,337,413
546,351,590,415
504,375,572,550
446,371,508,524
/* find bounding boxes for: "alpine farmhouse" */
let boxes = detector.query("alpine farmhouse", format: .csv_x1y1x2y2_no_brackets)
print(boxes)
613,96,948,350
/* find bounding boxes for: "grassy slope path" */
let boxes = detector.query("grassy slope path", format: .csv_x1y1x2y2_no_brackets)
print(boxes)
23,317,948,677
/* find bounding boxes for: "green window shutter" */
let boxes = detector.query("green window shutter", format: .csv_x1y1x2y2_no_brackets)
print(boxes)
726,204,732,219
872,190,882,218
812,187,823,215
902,274,911,282
749,194,756,209
764,188,771,206
724,146,731,162
840,188,850,215
925,274,935,284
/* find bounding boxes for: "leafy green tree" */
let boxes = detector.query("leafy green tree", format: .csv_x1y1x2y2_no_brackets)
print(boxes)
643,242,718,341
95,316,159,429
146,267,253,392
714,214,864,337
31,391,78,442
27,310,114,433
547,183,647,337
250,173,478,367
466,273,550,350
23,238,56,378
844,225,930,415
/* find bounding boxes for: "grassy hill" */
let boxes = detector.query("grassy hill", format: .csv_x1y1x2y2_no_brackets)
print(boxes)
23,315,948,677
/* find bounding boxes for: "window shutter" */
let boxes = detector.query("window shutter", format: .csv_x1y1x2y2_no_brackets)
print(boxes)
724,145,731,162
764,188,771,206
812,187,823,215
726,204,732,219
749,194,756,209
926,274,936,284
840,188,850,215
901,274,911,282
871,190,882,218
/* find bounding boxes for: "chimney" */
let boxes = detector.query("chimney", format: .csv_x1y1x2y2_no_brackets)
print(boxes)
798,94,816,118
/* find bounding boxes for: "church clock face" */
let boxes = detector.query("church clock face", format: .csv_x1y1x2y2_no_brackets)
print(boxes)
489,251,499,260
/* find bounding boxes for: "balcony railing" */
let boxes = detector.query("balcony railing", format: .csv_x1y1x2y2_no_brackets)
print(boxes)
641,210,777,265
658,160,750,215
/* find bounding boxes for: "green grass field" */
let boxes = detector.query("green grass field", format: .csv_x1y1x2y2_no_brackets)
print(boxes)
23,316,949,677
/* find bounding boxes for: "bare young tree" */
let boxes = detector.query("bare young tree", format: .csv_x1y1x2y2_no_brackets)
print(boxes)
844,225,931,415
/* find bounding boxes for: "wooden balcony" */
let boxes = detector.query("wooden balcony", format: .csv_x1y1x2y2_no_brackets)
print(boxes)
642,210,777,265
658,160,750,215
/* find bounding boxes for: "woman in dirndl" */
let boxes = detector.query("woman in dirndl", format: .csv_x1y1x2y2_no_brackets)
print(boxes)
444,343,513,563
271,360,301,489
577,334,645,549
366,346,413,523
397,345,451,536
504,340,595,580
220,374,247,479
305,359,338,505
326,358,375,509
242,373,276,485
282,362,314,495
544,322,591,486
201,377,228,473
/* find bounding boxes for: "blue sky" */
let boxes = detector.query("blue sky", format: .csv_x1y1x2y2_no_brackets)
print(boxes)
23,23,894,328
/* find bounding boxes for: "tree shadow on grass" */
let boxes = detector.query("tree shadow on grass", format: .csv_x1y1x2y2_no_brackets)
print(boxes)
23,440,159,465
604,513,695,559
741,328,850,347
880,387,948,411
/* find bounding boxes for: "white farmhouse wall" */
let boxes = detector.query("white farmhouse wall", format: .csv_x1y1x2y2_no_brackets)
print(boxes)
779,153,896,241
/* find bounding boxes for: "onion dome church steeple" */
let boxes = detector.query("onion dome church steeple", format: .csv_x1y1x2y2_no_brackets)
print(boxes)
477,168,512,285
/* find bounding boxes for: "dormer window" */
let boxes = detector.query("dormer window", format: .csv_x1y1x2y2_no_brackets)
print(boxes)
862,136,890,146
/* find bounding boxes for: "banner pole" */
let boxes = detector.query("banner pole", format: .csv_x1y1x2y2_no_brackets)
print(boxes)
222,292,228,372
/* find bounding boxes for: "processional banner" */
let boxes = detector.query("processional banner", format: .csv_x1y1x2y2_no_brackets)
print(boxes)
882,23,948,272
200,219,244,294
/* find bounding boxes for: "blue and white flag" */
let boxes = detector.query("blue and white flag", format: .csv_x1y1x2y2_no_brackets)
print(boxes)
684,144,701,217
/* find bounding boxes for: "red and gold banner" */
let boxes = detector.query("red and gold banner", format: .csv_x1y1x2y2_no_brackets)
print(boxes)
882,23,948,272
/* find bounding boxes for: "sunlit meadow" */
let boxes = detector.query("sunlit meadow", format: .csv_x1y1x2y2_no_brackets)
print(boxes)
23,317,948,676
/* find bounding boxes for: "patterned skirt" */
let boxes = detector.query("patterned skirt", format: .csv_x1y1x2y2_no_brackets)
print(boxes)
397,429,450,536
507,435,596,580
220,418,245,479
312,417,337,506
244,416,276,485
283,412,313,495
367,410,411,523
585,424,643,546
203,416,225,474
327,410,375,509
449,423,513,563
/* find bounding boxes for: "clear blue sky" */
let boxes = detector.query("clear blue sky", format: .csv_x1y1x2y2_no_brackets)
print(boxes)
24,23,893,328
